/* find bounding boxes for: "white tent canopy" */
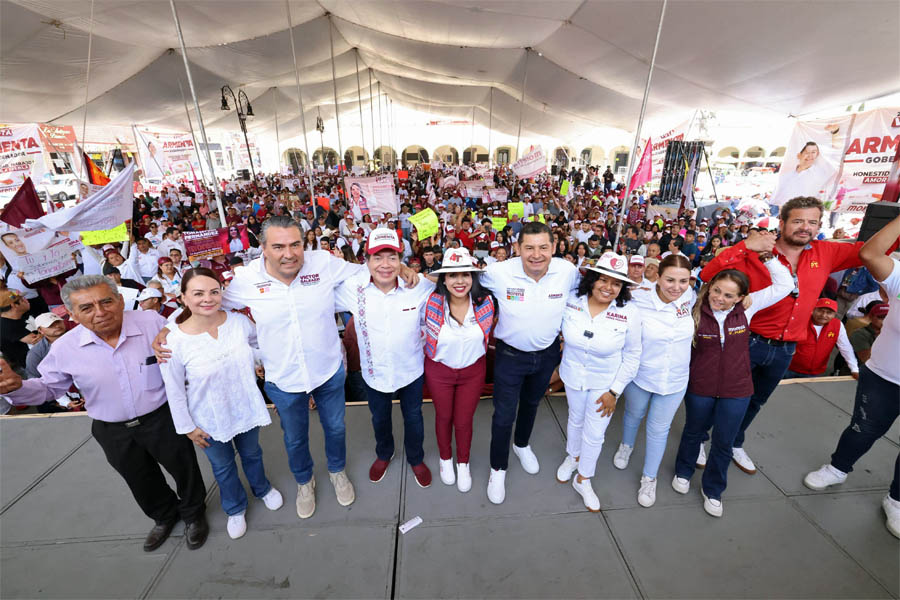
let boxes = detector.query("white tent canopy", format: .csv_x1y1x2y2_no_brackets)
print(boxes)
2,0,898,144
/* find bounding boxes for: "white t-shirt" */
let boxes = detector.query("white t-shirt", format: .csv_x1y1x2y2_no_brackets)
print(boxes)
431,298,487,370
867,258,900,385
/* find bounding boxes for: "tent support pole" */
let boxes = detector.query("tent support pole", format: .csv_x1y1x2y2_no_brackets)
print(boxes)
80,0,95,162
613,0,667,250
169,0,226,225
487,87,493,167
272,87,281,172
515,49,529,163
177,78,209,186
470,106,475,165
328,15,343,170
286,0,315,190
354,49,366,169
704,146,720,204
368,69,376,170
377,82,383,169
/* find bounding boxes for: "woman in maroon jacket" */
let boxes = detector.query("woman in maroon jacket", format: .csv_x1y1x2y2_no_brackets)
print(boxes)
671,255,792,517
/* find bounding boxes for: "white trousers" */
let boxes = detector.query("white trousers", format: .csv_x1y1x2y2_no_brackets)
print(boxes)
564,385,613,478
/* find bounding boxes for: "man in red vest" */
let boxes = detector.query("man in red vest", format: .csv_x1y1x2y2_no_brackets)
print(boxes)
784,298,859,379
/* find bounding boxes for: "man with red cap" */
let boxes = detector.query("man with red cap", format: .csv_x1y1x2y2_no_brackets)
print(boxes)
335,228,437,488
784,298,858,379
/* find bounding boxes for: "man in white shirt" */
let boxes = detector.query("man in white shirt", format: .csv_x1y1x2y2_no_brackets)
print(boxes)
157,228,187,259
335,228,436,487
478,221,578,503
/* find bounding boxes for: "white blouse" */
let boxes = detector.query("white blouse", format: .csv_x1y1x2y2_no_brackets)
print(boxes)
160,312,271,443
560,292,642,394
630,284,696,395
431,298,487,370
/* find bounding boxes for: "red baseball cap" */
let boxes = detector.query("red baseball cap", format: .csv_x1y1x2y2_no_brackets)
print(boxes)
815,298,838,312
366,228,402,255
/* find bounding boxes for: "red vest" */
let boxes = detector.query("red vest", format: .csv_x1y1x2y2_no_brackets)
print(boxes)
789,318,841,375
688,299,753,398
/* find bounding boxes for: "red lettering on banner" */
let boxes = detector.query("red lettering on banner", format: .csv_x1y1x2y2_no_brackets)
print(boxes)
846,135,900,156
0,138,39,153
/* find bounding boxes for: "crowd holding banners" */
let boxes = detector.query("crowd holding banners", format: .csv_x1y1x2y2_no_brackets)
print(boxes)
1,154,899,542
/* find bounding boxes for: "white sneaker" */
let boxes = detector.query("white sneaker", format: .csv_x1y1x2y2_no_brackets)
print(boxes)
226,513,247,539
637,476,657,507
439,459,456,485
487,469,506,504
702,490,723,517
732,447,757,474
329,470,356,506
261,487,283,510
556,455,579,483
456,463,472,493
672,475,690,495
296,477,316,519
513,444,540,474
803,464,847,491
696,443,707,469
882,495,900,539
613,443,633,470
573,477,601,512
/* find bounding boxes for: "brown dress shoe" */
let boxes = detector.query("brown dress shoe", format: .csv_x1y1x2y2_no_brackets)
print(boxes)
184,515,209,550
144,520,177,552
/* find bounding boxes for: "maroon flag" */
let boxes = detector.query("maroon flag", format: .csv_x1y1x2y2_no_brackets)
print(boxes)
0,178,44,228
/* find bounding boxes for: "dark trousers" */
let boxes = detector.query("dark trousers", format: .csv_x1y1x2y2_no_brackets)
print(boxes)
91,403,206,525
490,338,561,470
365,375,425,466
675,393,751,500
733,335,796,448
830,364,900,501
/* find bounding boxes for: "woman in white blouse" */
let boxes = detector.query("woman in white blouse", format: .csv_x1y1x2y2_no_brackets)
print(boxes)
152,257,181,300
613,254,695,508
555,252,642,512
159,268,282,540
422,248,495,493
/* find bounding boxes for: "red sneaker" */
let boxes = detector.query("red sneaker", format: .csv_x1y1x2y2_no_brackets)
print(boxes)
411,463,432,488
369,457,392,483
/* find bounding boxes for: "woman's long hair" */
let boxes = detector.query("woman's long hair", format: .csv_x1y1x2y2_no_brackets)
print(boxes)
175,267,222,325
434,270,491,312
691,268,749,345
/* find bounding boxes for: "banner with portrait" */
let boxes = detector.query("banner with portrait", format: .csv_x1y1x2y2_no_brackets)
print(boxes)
511,147,547,180
0,124,49,203
344,175,398,221
642,119,690,181
133,127,202,185
484,187,508,203
0,227,80,283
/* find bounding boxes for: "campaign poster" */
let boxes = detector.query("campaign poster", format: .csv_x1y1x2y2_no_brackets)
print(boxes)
511,147,547,180
15,239,81,284
643,120,690,181
0,227,61,269
218,225,249,255
133,128,201,184
484,187,508,203
0,124,49,203
344,175,398,221
830,108,900,214
770,115,852,207
183,229,224,261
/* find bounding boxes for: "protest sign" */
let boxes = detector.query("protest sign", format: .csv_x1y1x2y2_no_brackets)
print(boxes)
16,238,81,284
344,175,399,220
491,217,507,231
536,213,546,223
0,123,49,203
26,164,135,232
484,187,508,203
80,223,129,245
0,226,62,269
408,208,440,240
560,180,570,197
440,175,459,189
511,147,547,180
134,128,203,183
507,202,525,219
464,180,485,198
183,229,224,261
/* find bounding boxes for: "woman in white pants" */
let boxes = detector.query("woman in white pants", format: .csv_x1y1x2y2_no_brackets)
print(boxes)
556,253,642,511
613,254,695,508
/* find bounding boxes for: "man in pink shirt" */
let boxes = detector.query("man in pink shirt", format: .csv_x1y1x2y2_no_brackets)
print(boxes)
0,275,208,553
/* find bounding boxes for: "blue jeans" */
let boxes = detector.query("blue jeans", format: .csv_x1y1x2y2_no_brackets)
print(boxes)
202,427,272,516
263,365,347,485
622,382,685,479
490,338,561,470
830,364,900,501
733,335,796,448
365,375,425,466
674,393,751,500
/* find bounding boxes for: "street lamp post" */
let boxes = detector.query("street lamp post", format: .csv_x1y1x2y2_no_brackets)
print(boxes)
220,85,258,187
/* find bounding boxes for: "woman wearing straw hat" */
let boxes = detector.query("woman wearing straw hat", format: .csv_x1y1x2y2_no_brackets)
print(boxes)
423,248,495,492
555,252,642,511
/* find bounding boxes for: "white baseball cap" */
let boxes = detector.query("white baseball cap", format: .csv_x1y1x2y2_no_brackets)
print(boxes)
34,312,63,330
136,288,163,302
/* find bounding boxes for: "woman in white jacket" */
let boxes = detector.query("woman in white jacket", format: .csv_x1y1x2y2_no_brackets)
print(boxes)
556,252,642,511
160,268,282,540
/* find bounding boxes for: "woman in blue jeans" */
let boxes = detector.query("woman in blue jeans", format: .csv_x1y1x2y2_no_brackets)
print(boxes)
614,254,695,507
672,256,791,517
160,268,283,540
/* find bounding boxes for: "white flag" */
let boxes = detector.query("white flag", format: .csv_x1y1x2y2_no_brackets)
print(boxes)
25,164,134,232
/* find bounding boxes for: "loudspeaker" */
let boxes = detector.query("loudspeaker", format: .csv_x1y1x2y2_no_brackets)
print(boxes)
857,201,900,242
238,169,250,181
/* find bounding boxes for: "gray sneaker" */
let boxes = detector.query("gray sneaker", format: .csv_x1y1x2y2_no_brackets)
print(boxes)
329,470,356,507
296,476,316,519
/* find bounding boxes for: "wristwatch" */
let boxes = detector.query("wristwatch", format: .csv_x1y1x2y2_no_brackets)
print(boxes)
608,389,619,400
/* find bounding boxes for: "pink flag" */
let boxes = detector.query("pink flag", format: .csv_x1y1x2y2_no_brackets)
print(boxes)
628,138,652,194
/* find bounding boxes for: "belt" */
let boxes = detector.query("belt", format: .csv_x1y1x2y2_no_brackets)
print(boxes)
107,403,166,428
750,332,790,347
497,337,561,355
